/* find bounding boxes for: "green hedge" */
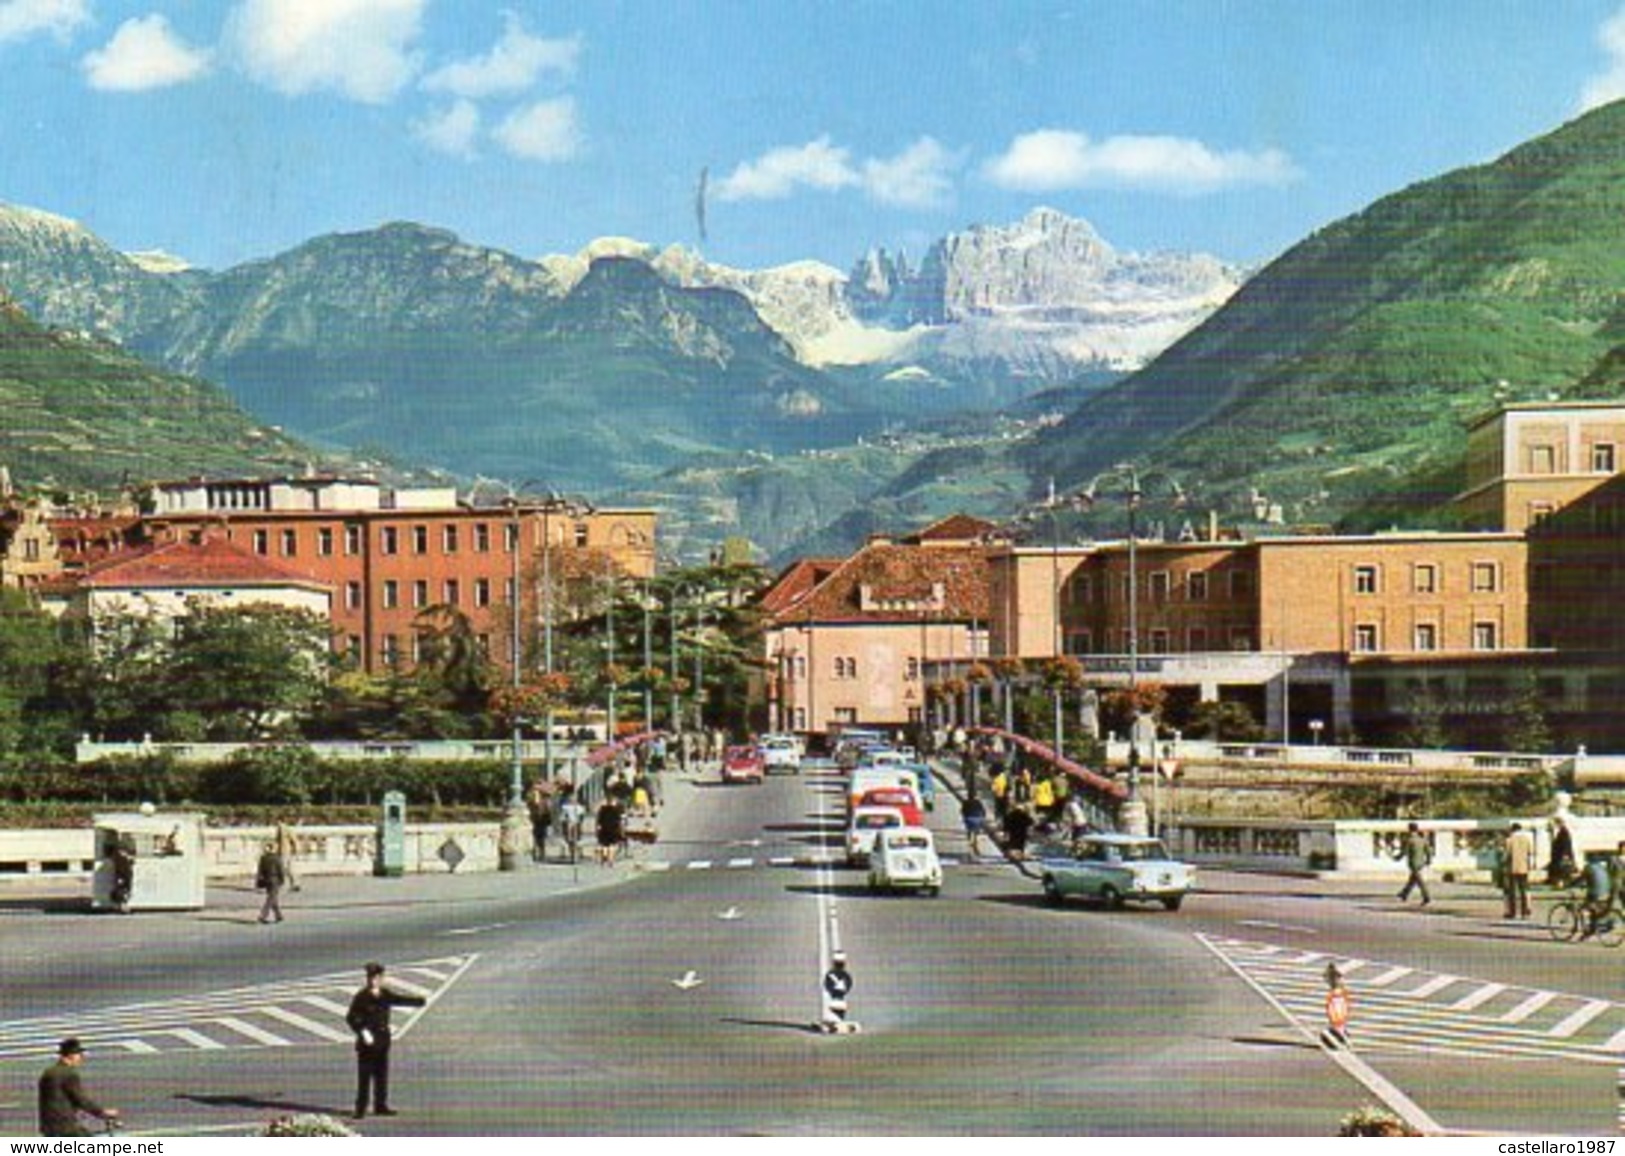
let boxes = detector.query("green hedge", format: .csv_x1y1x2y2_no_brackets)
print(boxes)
0,748,515,809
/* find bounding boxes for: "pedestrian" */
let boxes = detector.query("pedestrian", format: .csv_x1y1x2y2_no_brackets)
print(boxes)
274,819,301,892
1064,794,1093,844
1321,964,1352,1049
557,786,586,863
1032,773,1056,828
345,962,426,1120
38,1038,118,1137
989,766,1010,824
961,792,988,860
1502,822,1535,919
596,795,625,866
1395,822,1432,907
255,841,287,924
1002,803,1034,860
109,836,135,914
1548,817,1577,887
822,949,854,1031
527,782,553,863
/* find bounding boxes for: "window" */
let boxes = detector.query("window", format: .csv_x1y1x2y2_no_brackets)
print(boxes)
411,633,425,664
474,523,490,553
1353,623,1379,652
382,580,399,609
443,525,459,553
23,539,39,561
476,633,491,657
444,579,460,606
317,527,334,556
832,707,857,725
1229,570,1253,599
1149,628,1170,654
505,523,519,552
834,656,858,679
474,578,491,608
1229,628,1254,651
1353,565,1379,595
412,580,428,609
412,525,429,554
280,529,297,557
1470,562,1498,593
1414,622,1437,652
1527,444,1556,474
1149,571,1170,602
346,634,362,656
252,529,269,555
1188,626,1209,652
381,634,400,667
1472,621,1499,651
1188,571,1209,601
505,577,516,605
905,657,919,681
574,522,589,547
381,527,399,555
345,524,362,555
1594,443,1616,473
1529,500,1556,526
345,581,362,611
1412,564,1437,594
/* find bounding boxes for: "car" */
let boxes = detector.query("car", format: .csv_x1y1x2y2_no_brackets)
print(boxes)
868,827,943,895
896,760,936,810
720,744,765,785
854,786,924,828
847,767,921,814
760,734,801,775
846,805,906,865
1037,833,1196,911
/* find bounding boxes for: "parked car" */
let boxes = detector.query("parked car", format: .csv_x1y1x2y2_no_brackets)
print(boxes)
1037,833,1196,911
868,827,943,895
846,805,906,865
854,786,924,828
720,744,765,785
761,734,801,775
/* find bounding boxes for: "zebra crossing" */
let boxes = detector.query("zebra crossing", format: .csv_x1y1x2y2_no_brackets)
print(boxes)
0,955,476,1061
1200,933,1625,1066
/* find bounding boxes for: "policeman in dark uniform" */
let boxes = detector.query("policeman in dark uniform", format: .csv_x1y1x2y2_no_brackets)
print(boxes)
38,1038,118,1136
345,962,426,1120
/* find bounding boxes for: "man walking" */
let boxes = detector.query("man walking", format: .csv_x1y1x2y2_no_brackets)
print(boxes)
255,841,287,924
1503,822,1535,920
38,1038,118,1136
345,962,426,1120
1395,822,1432,907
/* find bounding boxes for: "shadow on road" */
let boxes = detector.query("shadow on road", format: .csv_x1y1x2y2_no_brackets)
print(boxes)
0,897,93,915
719,1016,823,1035
176,1093,338,1115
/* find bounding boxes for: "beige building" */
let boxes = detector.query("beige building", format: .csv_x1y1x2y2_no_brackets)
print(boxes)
1456,401,1625,532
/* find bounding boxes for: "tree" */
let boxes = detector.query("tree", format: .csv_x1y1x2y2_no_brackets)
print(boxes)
1500,672,1553,754
1398,685,1450,750
0,588,71,757
1185,699,1264,742
163,603,333,740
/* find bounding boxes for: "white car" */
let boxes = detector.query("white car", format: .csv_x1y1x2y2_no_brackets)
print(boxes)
868,827,942,896
1038,834,1196,911
845,805,905,866
760,735,801,774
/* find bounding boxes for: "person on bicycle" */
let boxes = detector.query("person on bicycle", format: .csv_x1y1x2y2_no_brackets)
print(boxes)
1581,852,1616,937
557,788,586,863
39,1038,119,1137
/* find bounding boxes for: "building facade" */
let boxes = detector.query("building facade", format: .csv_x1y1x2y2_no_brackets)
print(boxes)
1456,401,1625,532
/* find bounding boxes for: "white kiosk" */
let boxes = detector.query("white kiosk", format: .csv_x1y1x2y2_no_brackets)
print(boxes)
92,811,206,911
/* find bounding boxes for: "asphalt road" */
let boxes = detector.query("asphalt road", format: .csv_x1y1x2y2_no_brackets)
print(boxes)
0,761,1618,1136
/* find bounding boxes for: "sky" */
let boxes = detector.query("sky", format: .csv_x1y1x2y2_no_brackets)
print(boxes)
4,0,1625,275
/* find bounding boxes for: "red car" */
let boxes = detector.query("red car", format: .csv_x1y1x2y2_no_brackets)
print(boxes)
721,744,765,785
855,787,924,827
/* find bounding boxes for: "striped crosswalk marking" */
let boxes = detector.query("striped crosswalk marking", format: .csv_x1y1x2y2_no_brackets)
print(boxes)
726,858,753,869
0,955,476,1059
1201,934,1625,1067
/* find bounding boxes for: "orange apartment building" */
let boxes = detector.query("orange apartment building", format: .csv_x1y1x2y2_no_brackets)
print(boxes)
1456,400,1625,532
137,476,657,674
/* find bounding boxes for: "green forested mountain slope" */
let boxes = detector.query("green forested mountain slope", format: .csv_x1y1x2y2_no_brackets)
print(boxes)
1023,100,1625,528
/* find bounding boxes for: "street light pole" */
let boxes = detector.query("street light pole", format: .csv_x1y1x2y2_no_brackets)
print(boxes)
500,498,525,871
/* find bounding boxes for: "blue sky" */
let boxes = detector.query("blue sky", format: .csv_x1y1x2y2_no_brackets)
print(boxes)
3,0,1625,274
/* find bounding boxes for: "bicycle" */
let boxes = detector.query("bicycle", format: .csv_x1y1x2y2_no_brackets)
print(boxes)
1546,890,1625,947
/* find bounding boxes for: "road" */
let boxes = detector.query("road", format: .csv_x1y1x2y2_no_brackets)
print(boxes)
0,760,1617,1136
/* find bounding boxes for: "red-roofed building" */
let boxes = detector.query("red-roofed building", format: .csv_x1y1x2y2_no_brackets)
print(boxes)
47,531,332,628
759,524,993,736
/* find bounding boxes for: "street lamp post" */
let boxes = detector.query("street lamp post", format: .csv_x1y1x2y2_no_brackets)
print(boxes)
1080,463,1185,832
499,498,526,871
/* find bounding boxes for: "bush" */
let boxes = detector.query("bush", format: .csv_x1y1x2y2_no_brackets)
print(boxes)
1338,1104,1421,1137
262,1113,359,1137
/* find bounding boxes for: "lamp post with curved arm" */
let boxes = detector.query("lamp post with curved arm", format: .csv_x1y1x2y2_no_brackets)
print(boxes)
1079,463,1185,827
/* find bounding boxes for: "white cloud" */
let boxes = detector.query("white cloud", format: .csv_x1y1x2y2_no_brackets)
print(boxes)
492,96,580,161
861,137,961,209
984,129,1300,195
1579,6,1625,112
413,98,480,158
82,15,211,92
423,12,579,100
713,137,859,201
226,0,426,104
0,0,89,45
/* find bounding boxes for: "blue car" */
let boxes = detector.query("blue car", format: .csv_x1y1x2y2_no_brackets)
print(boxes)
897,761,935,811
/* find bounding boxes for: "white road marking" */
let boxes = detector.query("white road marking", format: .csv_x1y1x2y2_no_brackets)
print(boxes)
1237,919,1318,935
1452,983,1506,1011
1548,1000,1610,1037
1497,992,1556,1023
687,860,713,870
442,923,511,937
670,970,703,990
1364,966,1413,987
301,996,351,1018
109,1039,159,1054
1403,975,1459,999
164,1028,224,1050
213,1017,290,1047
726,858,753,869
768,857,795,867
260,1005,352,1043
